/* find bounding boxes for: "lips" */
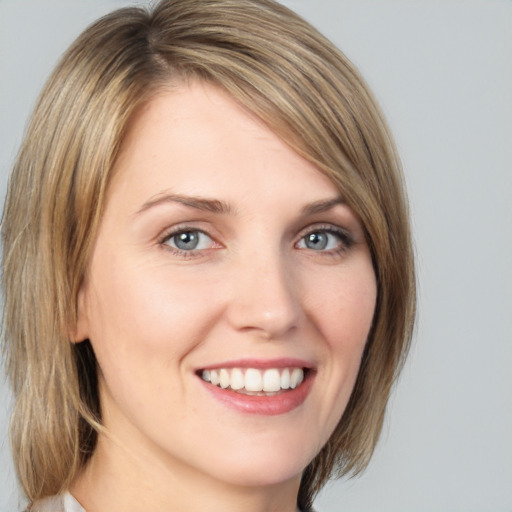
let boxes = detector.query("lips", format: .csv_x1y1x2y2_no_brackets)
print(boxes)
197,359,314,415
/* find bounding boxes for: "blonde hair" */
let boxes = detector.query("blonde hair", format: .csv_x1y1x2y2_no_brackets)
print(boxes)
1,0,415,509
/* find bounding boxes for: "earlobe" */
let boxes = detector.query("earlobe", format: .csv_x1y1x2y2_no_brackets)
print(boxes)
70,286,89,343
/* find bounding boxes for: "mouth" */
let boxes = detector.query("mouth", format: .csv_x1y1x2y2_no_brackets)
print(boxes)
196,360,315,415
199,367,307,396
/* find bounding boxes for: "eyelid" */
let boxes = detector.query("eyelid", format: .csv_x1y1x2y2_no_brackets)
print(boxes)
158,221,217,242
160,226,206,242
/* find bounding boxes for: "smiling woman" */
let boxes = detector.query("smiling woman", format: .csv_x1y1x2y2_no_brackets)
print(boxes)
1,1,415,512
71,84,378,508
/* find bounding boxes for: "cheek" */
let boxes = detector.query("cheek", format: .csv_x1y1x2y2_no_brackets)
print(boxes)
298,259,377,451
82,264,195,418
314,263,377,354
313,258,376,389
83,255,222,373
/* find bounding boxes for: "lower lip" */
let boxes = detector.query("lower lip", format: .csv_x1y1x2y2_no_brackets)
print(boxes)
199,372,315,416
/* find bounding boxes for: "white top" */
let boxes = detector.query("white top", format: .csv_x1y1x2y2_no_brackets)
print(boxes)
30,492,85,512
31,492,305,511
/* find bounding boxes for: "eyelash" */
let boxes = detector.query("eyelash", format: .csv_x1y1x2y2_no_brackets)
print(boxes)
158,224,354,259
159,225,217,259
296,224,354,257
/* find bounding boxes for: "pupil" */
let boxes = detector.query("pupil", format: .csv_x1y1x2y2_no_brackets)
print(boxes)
175,231,199,250
306,232,327,250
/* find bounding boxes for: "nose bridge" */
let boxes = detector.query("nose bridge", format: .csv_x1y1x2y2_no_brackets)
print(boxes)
226,239,300,338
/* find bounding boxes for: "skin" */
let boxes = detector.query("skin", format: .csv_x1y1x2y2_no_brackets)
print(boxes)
71,82,377,512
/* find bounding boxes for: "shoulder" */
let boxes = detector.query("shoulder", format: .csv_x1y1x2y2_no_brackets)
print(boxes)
30,493,85,512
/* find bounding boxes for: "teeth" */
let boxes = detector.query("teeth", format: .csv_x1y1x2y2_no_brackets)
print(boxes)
245,368,263,392
230,368,244,390
290,367,304,389
281,368,290,389
219,369,230,389
201,367,305,393
210,369,220,386
263,368,281,392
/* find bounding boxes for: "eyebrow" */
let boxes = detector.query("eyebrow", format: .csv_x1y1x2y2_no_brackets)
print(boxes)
135,192,344,217
301,197,345,215
135,193,234,216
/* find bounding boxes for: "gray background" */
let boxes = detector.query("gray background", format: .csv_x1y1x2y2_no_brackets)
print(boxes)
1,1,511,511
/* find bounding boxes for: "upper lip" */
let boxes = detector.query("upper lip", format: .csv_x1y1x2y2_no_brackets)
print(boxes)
198,358,314,371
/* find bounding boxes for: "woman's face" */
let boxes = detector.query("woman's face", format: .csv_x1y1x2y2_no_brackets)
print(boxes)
76,82,377,492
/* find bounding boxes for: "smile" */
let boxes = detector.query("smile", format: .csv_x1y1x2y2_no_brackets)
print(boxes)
201,367,305,394
197,359,315,415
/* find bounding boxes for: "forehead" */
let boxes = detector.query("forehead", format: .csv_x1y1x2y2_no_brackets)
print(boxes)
107,81,340,208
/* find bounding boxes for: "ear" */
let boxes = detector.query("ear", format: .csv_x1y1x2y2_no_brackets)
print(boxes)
70,285,89,343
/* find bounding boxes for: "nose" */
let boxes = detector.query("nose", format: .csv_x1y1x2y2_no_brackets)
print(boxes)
225,248,301,339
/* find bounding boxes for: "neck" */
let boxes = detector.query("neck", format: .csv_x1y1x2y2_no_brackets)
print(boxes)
71,432,302,512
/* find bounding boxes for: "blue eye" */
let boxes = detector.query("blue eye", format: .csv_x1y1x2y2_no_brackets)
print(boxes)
165,230,214,251
304,232,329,250
297,228,350,252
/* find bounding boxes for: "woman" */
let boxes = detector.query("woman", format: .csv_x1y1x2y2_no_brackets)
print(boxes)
1,0,415,511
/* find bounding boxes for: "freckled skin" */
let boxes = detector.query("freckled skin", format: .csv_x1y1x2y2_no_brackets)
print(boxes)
72,82,377,512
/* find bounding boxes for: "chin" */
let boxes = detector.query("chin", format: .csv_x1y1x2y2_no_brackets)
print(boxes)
195,436,315,488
